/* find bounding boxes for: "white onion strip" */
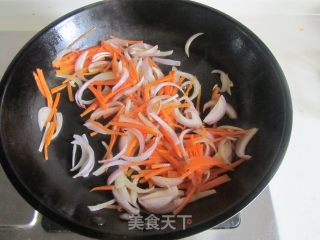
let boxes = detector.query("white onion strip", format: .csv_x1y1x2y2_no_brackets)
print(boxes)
152,57,181,66
151,176,184,187
70,134,95,178
112,68,129,92
52,112,63,139
185,32,204,57
149,113,180,145
38,122,51,152
75,50,89,72
235,128,258,159
88,199,116,212
75,72,115,108
38,106,51,131
122,137,160,162
226,103,238,119
212,69,234,95
203,95,227,125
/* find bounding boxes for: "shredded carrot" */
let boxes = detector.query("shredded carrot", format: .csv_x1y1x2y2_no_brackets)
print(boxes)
51,83,67,94
173,185,196,215
44,93,61,125
67,83,74,102
32,34,257,216
35,68,53,107
90,185,114,192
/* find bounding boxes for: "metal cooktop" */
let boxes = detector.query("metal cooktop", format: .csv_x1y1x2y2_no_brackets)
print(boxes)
0,31,279,240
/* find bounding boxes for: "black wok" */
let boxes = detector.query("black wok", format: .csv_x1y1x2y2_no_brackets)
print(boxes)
0,0,292,239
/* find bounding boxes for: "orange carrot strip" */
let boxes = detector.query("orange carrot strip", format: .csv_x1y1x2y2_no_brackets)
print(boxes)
109,121,158,135
80,102,98,117
51,83,67,94
67,83,74,102
173,185,196,214
112,52,119,78
44,93,61,125
36,68,53,107
43,120,57,160
211,159,246,178
143,167,172,180
199,174,231,192
126,102,147,117
88,85,106,107
33,71,45,96
151,163,171,169
90,185,114,192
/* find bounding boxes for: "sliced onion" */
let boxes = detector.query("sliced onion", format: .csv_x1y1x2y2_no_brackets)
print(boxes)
130,178,139,208
151,176,184,187
139,195,175,213
124,99,132,114
161,94,179,105
218,125,244,131
84,121,114,135
146,95,166,115
152,67,164,79
99,137,128,163
123,177,154,194
125,128,145,155
235,128,258,159
75,50,88,72
75,72,115,108
141,59,155,82
70,134,95,178
191,189,216,202
113,188,140,215
88,61,109,72
132,45,158,57
185,33,204,57
226,103,238,119
113,177,140,215
173,69,201,100
38,122,51,152
106,168,124,184
212,69,234,95
88,199,116,212
124,49,131,61
122,77,145,96
122,137,160,162
139,187,179,201
153,82,184,96
38,106,51,131
52,48,73,66
217,139,234,163
179,129,192,159
203,100,215,112
90,106,120,120
149,113,180,145
152,57,181,66
156,50,174,57
193,137,217,155
105,38,128,48
138,112,162,136
112,68,129,91
203,95,227,125
173,107,202,128
92,51,112,62
52,112,63,139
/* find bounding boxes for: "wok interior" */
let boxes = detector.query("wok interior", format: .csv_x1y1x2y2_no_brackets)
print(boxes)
0,0,290,238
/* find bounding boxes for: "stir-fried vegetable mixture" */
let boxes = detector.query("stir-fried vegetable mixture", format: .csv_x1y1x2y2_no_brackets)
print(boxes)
33,29,257,216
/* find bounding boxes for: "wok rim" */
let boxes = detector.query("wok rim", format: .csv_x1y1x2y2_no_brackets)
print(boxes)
0,0,292,239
